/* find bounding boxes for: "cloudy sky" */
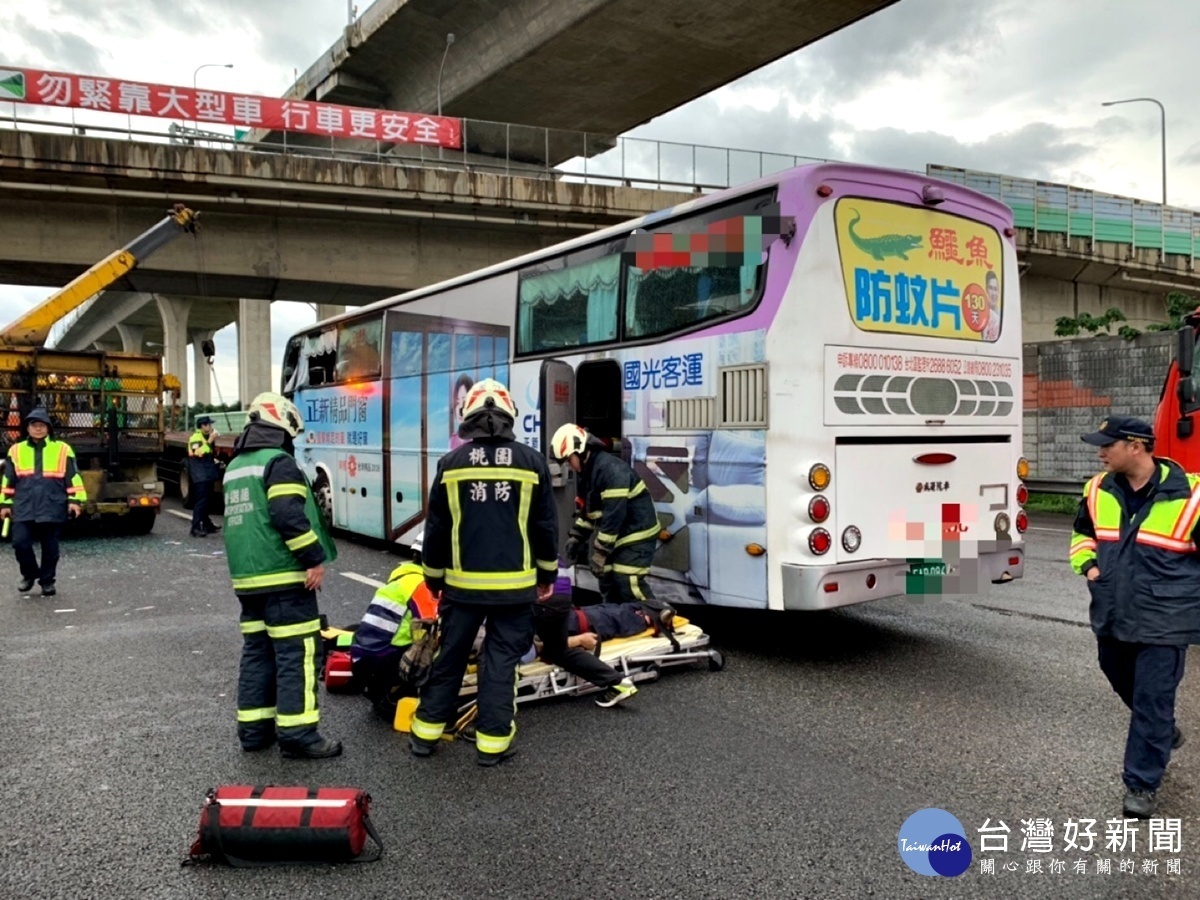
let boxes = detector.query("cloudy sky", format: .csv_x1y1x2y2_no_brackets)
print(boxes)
3,0,1199,400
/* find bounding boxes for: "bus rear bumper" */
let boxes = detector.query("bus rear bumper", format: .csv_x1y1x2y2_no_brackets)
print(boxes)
781,548,1026,611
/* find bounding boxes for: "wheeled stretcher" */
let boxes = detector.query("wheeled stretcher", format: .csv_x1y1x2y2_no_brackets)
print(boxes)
459,616,724,707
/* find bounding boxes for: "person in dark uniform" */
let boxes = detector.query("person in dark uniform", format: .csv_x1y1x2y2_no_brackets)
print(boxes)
187,415,221,537
0,408,86,597
410,379,559,766
550,423,675,630
1069,416,1199,818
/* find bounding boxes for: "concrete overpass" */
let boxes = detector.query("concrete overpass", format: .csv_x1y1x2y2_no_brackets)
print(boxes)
0,129,694,401
269,0,900,161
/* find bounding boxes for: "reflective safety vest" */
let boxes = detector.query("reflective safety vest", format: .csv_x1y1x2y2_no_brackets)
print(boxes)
222,448,337,593
1070,460,1200,645
350,562,437,660
0,438,87,522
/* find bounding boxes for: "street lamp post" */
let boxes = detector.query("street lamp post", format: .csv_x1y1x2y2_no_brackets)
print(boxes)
192,63,234,133
1101,97,1167,205
436,33,456,117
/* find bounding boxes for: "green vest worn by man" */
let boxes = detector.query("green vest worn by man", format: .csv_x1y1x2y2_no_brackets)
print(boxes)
222,447,337,593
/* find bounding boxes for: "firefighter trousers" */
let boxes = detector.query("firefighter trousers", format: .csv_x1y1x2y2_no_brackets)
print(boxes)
236,587,324,750
599,538,671,613
413,598,533,756
534,594,623,690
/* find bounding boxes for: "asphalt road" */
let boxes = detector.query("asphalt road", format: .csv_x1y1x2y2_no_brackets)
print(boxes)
2,507,1198,898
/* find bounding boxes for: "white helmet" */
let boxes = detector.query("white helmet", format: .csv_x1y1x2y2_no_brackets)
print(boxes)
550,423,589,461
248,391,305,438
459,378,517,421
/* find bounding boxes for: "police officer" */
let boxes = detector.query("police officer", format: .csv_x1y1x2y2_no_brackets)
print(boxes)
0,408,85,597
550,424,675,630
411,379,558,766
187,415,221,537
222,392,341,759
1070,416,1200,818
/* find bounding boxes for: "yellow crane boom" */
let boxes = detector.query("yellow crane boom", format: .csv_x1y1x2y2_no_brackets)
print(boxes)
1,204,198,347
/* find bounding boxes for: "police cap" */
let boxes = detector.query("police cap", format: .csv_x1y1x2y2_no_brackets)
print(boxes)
1081,415,1154,447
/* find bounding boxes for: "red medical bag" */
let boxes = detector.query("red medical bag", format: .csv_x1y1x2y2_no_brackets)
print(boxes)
323,650,356,692
186,785,383,866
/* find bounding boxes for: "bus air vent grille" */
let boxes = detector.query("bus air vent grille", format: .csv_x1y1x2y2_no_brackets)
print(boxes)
718,364,768,429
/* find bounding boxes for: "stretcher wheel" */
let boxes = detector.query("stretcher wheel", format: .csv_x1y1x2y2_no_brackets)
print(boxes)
708,650,726,672
641,662,661,681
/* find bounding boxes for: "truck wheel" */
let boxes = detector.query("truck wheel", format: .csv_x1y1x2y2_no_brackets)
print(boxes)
179,468,194,510
125,509,157,535
314,472,334,527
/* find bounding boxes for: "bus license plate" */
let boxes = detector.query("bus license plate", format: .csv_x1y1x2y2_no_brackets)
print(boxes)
908,560,952,577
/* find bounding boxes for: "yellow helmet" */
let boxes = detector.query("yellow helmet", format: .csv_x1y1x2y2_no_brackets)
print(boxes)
459,378,517,421
248,391,305,438
550,423,589,461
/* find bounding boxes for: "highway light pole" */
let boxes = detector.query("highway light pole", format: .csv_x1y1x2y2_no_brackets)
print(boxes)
192,63,234,133
436,33,456,117
1102,97,1167,205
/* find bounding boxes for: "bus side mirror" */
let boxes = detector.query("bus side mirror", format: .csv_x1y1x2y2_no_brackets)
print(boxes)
1176,327,1196,407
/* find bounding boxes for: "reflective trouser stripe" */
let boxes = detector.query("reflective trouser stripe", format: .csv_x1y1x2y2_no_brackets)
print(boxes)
240,619,267,634
237,707,276,722
476,724,516,755
276,635,320,728
411,716,445,742
612,563,650,575
267,618,322,639
629,574,647,601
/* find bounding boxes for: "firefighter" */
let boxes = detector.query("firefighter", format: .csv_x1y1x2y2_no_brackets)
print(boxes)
410,378,558,766
222,391,342,759
550,423,675,630
0,408,86,597
350,560,438,719
187,415,221,537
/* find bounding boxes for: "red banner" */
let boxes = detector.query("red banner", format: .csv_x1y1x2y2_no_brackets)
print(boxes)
0,66,462,149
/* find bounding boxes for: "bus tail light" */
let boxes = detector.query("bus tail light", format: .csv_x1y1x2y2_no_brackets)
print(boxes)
823,582,839,593
809,463,831,491
808,495,830,523
842,525,861,553
1015,510,1028,533
745,543,766,557
1016,484,1029,505
1017,457,1030,480
809,528,832,555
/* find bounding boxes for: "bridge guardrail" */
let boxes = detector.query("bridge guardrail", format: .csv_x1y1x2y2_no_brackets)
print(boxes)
929,164,1200,262
3,105,837,195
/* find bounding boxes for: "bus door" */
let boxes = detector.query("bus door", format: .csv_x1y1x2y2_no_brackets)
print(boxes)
539,359,576,559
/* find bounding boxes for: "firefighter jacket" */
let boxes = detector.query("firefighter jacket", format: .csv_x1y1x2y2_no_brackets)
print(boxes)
570,449,660,554
1070,459,1200,645
186,429,221,483
0,437,87,523
422,411,558,603
222,423,336,594
350,562,437,662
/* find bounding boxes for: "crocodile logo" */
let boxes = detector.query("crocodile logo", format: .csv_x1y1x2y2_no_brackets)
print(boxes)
847,209,923,261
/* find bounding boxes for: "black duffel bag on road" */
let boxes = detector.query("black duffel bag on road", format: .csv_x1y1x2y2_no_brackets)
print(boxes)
184,785,384,867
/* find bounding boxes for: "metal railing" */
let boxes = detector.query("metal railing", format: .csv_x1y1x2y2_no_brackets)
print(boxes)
929,165,1200,263
2,103,835,194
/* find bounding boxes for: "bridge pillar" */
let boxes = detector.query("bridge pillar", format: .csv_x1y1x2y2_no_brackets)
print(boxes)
115,323,146,353
190,329,216,407
155,296,193,405
238,299,272,404
316,304,345,322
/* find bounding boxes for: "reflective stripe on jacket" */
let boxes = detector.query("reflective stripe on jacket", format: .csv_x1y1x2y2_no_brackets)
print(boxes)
351,563,436,660
0,438,87,522
576,450,660,552
1070,459,1200,644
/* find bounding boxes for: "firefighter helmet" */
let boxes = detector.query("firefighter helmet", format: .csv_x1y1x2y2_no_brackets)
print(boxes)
459,378,517,421
247,391,305,438
550,423,589,461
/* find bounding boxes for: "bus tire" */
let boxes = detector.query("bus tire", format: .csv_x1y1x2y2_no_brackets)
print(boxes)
179,468,194,510
314,471,333,527
125,509,157,535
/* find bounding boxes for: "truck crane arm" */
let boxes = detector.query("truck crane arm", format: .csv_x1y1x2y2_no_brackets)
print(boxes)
0,204,198,347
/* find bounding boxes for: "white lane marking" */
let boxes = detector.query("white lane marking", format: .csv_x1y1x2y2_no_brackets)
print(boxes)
166,510,191,521
134,606,155,611
341,572,385,589
54,608,76,613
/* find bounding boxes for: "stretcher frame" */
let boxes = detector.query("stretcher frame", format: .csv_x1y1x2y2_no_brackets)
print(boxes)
457,621,724,708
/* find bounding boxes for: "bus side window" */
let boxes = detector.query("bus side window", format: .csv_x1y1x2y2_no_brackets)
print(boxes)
281,337,302,394
335,318,383,381
626,261,761,339
518,254,619,353
303,328,338,388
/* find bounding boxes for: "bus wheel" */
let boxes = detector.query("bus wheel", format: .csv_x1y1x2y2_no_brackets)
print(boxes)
314,472,333,526
179,468,194,510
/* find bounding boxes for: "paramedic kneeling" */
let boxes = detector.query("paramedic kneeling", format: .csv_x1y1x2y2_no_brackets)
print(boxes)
1070,416,1198,819
411,379,559,766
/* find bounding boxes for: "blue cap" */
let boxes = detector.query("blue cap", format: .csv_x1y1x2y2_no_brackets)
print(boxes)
1081,416,1154,447
196,416,214,426
23,408,52,426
